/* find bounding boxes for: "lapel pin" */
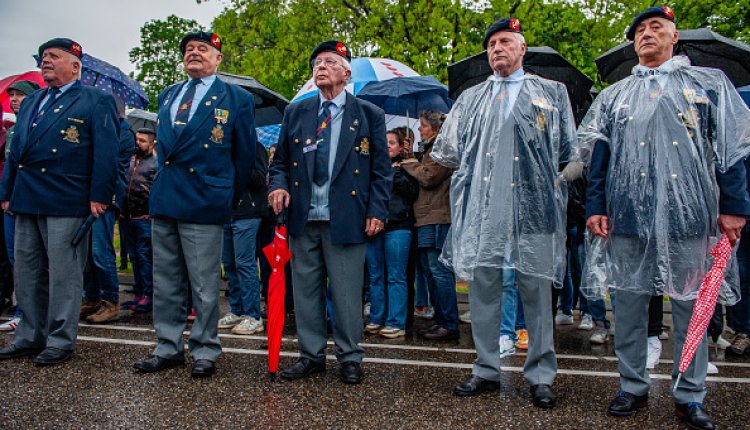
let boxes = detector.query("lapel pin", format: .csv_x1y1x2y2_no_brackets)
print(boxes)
212,95,217,100
353,119,359,127
206,101,212,106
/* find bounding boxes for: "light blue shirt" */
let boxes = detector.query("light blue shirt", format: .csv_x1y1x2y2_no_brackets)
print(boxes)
308,90,347,221
633,57,679,89
490,68,525,120
36,80,77,116
170,74,217,123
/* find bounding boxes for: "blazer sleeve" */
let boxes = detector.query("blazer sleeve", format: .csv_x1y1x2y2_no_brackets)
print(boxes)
89,95,120,205
365,105,392,221
232,91,257,206
268,107,292,193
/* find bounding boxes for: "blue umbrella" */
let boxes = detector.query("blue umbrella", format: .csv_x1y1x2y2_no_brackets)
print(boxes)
738,85,750,108
356,75,453,118
35,53,149,109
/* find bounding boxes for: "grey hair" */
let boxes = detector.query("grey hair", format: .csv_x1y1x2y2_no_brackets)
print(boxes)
340,57,351,71
513,32,526,46
419,109,447,130
68,54,82,79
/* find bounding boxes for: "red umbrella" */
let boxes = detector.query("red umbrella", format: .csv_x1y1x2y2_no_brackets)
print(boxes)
262,224,292,381
673,234,733,391
0,71,46,113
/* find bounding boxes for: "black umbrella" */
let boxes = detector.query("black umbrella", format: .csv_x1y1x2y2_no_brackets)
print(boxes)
448,47,594,124
217,72,289,127
126,108,157,131
596,28,750,87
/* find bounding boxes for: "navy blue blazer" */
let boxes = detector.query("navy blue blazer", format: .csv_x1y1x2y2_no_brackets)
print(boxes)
268,92,392,245
0,81,119,217
113,119,135,211
149,76,256,225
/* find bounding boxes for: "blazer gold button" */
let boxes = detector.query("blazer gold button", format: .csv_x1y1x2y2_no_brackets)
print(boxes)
354,169,359,175
41,168,46,173
294,181,299,187
355,147,360,152
18,164,23,169
59,130,65,136
306,139,311,145
52,148,58,154
351,190,357,196
204,144,209,149
189,168,195,173
295,139,300,144
165,161,170,165
293,162,299,167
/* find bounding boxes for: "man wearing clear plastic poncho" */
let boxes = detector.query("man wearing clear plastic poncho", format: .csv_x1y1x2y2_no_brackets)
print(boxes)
431,18,578,409
577,6,750,429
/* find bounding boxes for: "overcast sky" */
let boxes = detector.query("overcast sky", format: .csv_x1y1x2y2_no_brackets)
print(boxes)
1,0,226,78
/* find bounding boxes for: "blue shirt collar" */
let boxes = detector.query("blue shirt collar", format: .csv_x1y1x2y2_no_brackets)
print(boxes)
491,67,525,82
320,89,347,110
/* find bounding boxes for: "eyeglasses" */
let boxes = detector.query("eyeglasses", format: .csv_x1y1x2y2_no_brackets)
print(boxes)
311,57,342,69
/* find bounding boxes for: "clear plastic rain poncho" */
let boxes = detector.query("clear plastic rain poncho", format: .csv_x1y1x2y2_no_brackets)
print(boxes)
431,74,578,283
577,56,750,304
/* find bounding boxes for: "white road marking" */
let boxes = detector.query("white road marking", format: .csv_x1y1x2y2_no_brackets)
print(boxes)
76,334,750,384
75,323,750,369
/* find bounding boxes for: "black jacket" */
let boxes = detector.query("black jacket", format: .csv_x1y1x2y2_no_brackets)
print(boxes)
386,160,419,231
232,141,269,220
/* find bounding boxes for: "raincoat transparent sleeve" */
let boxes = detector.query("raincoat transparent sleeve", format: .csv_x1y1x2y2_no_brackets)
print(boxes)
556,82,579,165
431,98,463,169
575,95,611,165
710,71,750,173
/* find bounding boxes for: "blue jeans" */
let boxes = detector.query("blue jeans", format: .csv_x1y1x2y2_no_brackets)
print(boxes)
366,229,412,329
222,218,262,318
84,208,120,303
414,229,431,307
727,226,750,335
4,213,20,318
418,224,458,330
120,219,153,298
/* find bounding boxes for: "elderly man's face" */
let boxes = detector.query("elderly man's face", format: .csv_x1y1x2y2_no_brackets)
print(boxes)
7,89,27,114
634,17,678,65
183,40,222,79
135,132,156,153
487,31,526,77
313,52,350,90
40,48,79,88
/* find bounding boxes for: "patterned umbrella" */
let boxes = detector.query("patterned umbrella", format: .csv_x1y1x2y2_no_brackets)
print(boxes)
257,124,281,149
262,220,292,381
673,234,733,392
35,53,149,108
291,57,420,102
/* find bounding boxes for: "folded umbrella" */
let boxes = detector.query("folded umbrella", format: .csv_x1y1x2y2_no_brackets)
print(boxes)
262,212,292,381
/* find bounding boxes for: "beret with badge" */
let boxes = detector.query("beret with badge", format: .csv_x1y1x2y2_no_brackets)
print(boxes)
38,38,83,60
179,31,222,54
626,6,675,41
309,40,352,70
482,18,523,49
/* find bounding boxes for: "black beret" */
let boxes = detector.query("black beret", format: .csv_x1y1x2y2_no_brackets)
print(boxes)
483,18,523,49
626,6,675,41
180,31,222,54
7,80,40,96
136,128,156,136
309,40,352,70
38,38,83,59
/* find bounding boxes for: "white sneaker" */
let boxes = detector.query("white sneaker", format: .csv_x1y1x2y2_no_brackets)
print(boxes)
707,362,719,375
218,312,243,329
363,302,371,317
365,323,382,334
578,314,594,331
590,321,609,344
555,311,574,325
0,317,20,331
659,329,669,340
498,335,516,358
232,317,264,335
459,311,471,324
646,336,662,369
379,326,405,339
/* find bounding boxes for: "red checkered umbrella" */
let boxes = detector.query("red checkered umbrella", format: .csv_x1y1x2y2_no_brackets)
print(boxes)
673,234,733,391
262,224,292,381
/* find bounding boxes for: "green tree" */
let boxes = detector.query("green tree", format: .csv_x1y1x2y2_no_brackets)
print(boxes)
130,15,203,111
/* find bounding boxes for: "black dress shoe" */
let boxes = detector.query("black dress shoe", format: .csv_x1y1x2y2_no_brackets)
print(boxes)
423,326,460,340
675,403,715,430
453,374,501,397
0,344,43,360
191,359,216,378
33,348,73,366
339,361,363,384
133,355,185,373
530,384,556,409
417,324,441,335
607,391,649,417
280,358,326,380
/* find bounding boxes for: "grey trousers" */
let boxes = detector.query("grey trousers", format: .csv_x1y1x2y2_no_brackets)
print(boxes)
12,215,88,351
614,290,707,403
289,222,366,363
470,266,557,385
151,218,223,362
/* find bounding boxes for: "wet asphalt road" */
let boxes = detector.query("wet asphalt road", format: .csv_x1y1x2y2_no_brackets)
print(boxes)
2,287,750,429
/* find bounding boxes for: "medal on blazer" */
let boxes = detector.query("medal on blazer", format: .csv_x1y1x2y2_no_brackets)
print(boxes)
210,124,224,143
214,108,229,124
62,125,80,143
360,138,370,155
536,111,546,131
678,106,699,129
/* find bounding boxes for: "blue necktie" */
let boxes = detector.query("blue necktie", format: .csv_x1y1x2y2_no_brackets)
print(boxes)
314,101,333,186
32,88,60,127
174,79,201,127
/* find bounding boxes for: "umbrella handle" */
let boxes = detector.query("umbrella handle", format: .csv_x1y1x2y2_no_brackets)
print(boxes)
275,208,287,226
672,373,682,393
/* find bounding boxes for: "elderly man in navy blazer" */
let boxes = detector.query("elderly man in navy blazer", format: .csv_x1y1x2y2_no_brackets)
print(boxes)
0,38,119,365
133,31,256,378
268,40,391,384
